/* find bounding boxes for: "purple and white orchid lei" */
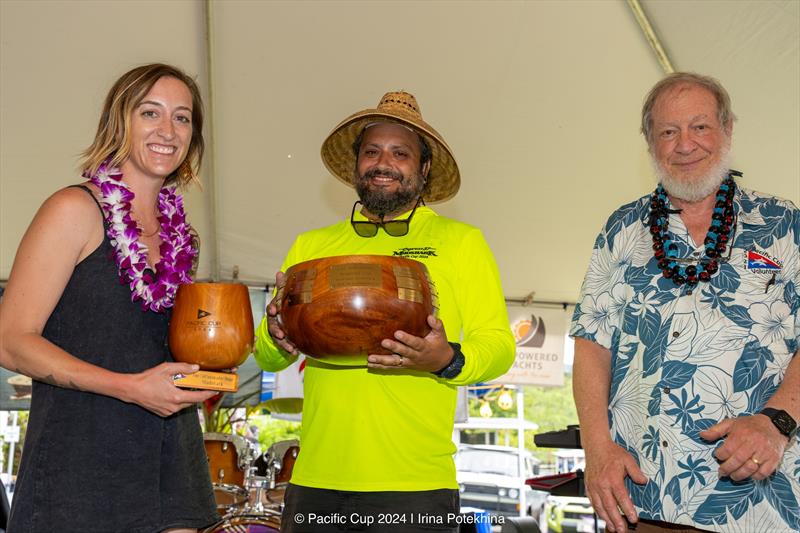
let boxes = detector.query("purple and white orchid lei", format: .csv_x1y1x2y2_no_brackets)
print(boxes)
88,161,197,313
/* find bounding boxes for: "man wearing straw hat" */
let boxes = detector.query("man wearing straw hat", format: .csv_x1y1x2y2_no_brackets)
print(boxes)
254,91,515,532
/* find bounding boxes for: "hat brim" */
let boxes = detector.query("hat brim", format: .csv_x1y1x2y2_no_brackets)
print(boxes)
320,110,460,204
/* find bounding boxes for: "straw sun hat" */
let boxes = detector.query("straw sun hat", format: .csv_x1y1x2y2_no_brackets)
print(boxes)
320,91,461,203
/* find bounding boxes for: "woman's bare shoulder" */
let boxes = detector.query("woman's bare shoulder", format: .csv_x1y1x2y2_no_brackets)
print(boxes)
37,184,101,223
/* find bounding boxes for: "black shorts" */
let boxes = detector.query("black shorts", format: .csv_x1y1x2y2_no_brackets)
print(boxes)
280,484,460,532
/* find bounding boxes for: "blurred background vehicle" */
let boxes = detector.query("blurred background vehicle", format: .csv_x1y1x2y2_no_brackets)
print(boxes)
456,444,548,523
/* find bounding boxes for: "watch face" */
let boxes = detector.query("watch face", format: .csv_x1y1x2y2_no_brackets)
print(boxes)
774,412,796,434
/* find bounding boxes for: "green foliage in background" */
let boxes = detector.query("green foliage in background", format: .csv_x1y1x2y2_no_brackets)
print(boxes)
523,374,579,463
249,413,301,451
1,411,28,477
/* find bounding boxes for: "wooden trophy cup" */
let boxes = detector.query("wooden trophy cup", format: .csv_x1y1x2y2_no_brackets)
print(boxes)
277,255,437,366
169,283,254,392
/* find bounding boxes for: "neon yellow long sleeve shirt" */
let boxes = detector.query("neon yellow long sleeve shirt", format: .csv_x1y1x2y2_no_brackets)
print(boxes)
254,206,514,491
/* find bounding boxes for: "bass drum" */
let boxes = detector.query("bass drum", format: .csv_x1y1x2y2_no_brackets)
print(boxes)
204,512,281,533
204,433,254,511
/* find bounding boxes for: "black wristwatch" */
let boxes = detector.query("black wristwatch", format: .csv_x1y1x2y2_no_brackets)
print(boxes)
759,408,798,440
433,342,465,379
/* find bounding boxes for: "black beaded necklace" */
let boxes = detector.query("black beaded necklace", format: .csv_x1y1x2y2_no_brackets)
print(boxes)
649,173,738,289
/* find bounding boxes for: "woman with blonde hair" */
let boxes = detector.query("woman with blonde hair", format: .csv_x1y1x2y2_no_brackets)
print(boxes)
0,63,219,533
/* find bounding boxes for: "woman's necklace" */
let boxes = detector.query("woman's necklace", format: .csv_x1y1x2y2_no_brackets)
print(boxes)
133,206,162,238
88,160,197,313
139,226,160,238
649,174,737,290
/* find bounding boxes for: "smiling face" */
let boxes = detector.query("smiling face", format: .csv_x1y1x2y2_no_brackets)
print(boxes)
353,122,430,219
650,83,733,202
121,76,193,182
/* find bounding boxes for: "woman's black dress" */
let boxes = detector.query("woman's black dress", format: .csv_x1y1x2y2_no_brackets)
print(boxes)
8,186,218,533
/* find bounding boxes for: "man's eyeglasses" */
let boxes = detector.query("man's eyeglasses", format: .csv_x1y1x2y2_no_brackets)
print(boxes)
350,198,423,238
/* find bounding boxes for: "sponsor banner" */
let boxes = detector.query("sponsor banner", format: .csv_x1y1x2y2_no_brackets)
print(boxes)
490,304,567,386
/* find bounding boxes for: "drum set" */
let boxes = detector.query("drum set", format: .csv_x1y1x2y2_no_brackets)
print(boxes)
202,433,299,533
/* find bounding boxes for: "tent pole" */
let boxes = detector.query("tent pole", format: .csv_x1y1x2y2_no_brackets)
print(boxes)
626,0,675,74
204,0,221,280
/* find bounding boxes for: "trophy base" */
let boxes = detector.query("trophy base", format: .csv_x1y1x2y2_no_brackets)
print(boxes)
173,370,239,392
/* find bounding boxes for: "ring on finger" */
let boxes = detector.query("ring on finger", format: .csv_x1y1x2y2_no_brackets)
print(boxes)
396,354,404,366
750,457,761,465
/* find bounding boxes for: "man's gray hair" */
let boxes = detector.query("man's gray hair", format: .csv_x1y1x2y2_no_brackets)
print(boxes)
641,72,736,146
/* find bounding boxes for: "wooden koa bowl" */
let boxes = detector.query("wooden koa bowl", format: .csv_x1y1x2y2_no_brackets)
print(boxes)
277,255,437,365
169,283,254,370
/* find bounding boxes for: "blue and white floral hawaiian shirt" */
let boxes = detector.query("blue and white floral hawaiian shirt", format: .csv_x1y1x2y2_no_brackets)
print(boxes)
570,185,800,533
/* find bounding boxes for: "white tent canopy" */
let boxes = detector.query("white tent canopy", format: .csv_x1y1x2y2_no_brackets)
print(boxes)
2,0,798,304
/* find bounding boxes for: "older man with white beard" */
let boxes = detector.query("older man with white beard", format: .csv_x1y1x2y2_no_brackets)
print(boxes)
570,72,800,533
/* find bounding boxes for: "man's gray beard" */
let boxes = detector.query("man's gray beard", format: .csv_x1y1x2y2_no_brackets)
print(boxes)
653,148,732,203
355,171,425,217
